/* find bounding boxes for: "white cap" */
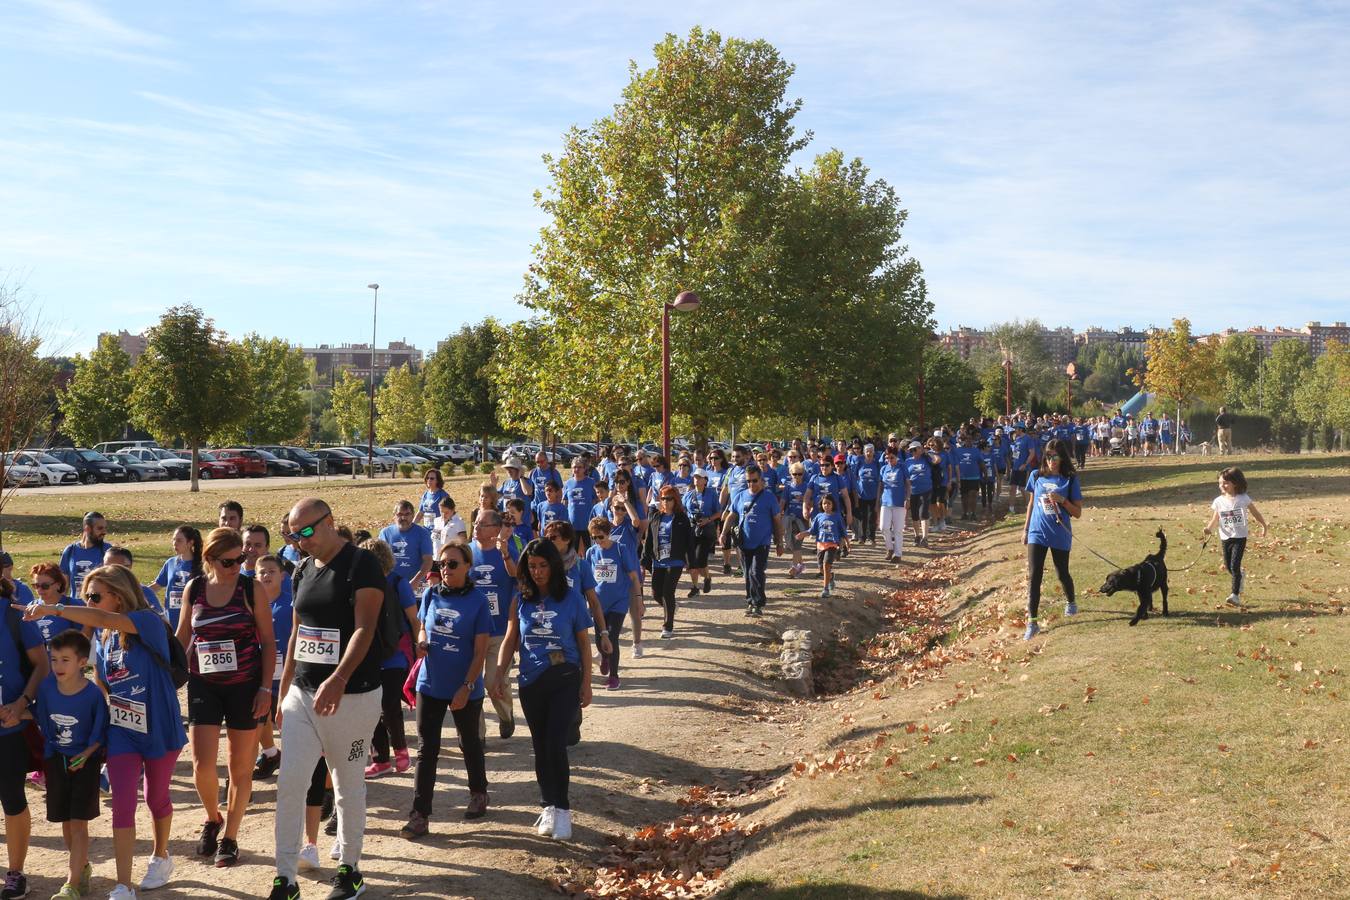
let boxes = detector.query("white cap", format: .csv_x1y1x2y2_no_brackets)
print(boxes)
692,467,708,478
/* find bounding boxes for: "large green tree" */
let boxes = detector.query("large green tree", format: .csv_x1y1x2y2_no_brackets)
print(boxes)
492,28,930,442
968,320,1059,405
425,320,502,455
1,282,56,545
216,334,309,444
330,369,370,443
1260,339,1313,451
1134,318,1222,451
374,364,425,444
920,346,980,429
60,333,133,447
1075,342,1144,404
1217,333,1263,409
128,305,251,491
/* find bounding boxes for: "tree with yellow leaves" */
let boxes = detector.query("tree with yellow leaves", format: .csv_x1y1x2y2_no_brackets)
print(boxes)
1132,318,1222,452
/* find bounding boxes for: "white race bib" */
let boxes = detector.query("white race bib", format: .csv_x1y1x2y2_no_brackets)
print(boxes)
167,590,182,610
422,512,435,529
485,591,500,616
110,696,148,733
594,560,618,584
274,649,284,669
196,640,237,674
294,625,340,665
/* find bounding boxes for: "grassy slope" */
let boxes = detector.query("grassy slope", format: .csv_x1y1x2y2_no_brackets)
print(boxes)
726,454,1349,899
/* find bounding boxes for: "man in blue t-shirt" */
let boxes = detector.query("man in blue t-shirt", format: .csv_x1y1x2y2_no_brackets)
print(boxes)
60,511,108,601
720,465,784,617
469,510,517,740
378,501,434,592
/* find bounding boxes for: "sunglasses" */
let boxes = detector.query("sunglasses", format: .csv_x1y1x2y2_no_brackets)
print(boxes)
286,513,329,541
660,496,678,503
86,591,105,603
34,582,55,591
215,554,247,568
437,560,462,571
746,478,762,484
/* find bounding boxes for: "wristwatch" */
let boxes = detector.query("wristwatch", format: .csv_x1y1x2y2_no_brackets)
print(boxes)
52,603,65,616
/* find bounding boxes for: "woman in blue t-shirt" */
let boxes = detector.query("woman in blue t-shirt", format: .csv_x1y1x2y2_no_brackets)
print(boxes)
403,542,492,840
418,469,450,527
1021,439,1083,640
0,574,49,900
489,539,592,842
20,564,186,896
154,525,202,629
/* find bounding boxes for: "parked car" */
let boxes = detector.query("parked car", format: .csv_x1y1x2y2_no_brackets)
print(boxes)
315,447,360,474
436,443,477,463
255,449,302,477
212,449,271,478
46,448,129,484
111,452,170,482
92,440,161,455
173,450,240,479
390,443,452,465
2,455,43,487
334,446,395,473
12,451,80,486
256,445,322,475
121,447,192,480
384,446,431,466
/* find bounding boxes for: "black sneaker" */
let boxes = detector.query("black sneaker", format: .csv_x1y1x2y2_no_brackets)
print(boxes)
324,807,339,836
214,837,240,868
196,817,223,857
499,718,515,740
722,562,731,575
0,870,27,899
319,788,335,821
267,877,301,900
686,586,699,598
702,576,711,592
253,751,281,779
324,864,367,900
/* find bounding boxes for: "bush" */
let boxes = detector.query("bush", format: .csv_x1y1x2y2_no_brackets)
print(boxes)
478,462,495,475
440,463,457,478
1185,404,1273,449
398,462,415,478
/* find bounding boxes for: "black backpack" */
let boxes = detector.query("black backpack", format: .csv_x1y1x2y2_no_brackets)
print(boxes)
130,605,190,690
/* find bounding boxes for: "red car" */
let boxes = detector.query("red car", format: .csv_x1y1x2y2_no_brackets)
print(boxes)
213,449,269,478
174,450,240,479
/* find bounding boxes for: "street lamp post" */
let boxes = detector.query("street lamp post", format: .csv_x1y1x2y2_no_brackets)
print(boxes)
662,290,701,460
1001,349,1013,417
367,283,379,479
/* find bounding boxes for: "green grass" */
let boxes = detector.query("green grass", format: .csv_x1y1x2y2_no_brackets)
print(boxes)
728,452,1350,899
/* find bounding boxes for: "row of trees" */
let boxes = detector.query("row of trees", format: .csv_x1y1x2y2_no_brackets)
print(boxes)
1136,318,1350,451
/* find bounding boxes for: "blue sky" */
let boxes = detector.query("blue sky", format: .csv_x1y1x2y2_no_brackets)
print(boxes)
3,1,1348,357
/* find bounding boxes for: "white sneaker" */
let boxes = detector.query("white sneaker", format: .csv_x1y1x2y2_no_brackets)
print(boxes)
139,855,173,891
109,885,137,900
329,838,342,861
298,842,321,871
631,643,644,659
551,808,573,840
660,629,674,639
534,806,556,836
1225,593,1242,608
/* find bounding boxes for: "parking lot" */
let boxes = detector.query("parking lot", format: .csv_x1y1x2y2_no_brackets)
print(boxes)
15,472,406,496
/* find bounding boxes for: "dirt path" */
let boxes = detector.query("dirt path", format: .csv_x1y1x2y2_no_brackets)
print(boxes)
18,531,964,899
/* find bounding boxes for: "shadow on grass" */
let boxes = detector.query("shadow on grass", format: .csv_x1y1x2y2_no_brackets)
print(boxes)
722,879,967,899
771,794,990,836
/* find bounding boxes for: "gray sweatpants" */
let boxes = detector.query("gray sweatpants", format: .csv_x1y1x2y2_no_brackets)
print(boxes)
274,685,382,880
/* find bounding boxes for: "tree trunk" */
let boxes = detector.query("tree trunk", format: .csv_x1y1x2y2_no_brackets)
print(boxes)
190,442,200,493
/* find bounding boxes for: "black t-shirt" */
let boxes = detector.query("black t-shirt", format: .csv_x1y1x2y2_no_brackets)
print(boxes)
291,542,385,694
1216,412,1234,428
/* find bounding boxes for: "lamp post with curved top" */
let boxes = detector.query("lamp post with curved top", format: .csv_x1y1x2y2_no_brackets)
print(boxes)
662,291,701,460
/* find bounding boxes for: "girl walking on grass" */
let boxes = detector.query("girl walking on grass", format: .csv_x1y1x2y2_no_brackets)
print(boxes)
1021,439,1082,640
1203,467,1267,608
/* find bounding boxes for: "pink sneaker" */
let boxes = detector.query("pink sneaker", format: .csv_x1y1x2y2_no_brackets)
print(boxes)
26,770,45,789
606,675,620,690
394,749,411,773
364,760,393,779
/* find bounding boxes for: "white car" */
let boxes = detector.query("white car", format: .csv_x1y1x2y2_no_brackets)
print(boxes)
12,451,80,486
2,455,43,487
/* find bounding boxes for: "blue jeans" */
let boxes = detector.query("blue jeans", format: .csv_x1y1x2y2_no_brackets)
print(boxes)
742,545,770,607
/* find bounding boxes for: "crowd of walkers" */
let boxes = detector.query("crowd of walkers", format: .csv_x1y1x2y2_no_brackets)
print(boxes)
0,409,1251,899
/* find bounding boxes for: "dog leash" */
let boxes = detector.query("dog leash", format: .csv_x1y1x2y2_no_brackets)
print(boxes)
1168,535,1212,572
1078,535,1211,572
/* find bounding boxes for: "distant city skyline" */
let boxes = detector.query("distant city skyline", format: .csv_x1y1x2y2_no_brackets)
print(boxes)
5,2,1348,357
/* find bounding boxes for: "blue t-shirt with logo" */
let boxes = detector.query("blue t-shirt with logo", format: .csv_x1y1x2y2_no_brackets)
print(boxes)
417,584,492,702
563,477,597,532
528,466,563,496
585,542,638,615
904,457,933,495
34,675,109,759
954,446,982,481
853,460,881,500
651,515,682,569
419,489,449,522
379,523,433,585
94,609,187,758
60,542,105,601
1011,436,1036,471
704,467,728,494
780,476,809,517
270,575,293,683
1025,472,1083,551
733,489,781,550
154,556,196,628
809,511,847,547
469,544,512,636
682,486,720,523
879,462,908,506
807,472,848,512
31,596,86,646
381,573,417,670
515,588,593,687
534,500,569,534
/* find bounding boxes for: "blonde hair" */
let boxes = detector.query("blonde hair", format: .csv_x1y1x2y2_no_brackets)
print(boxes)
82,565,150,614
203,526,243,563
361,538,395,576
789,463,805,476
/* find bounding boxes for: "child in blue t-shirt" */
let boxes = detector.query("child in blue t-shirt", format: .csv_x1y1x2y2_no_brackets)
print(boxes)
797,494,849,598
28,629,108,896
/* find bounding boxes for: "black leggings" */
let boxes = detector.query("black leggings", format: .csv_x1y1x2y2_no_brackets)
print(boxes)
651,566,683,630
855,498,877,541
980,480,994,507
372,666,409,761
518,664,581,810
305,756,329,808
1026,543,1074,619
597,611,625,678
0,732,29,816
1075,443,1087,468
689,528,715,569
413,693,486,815
1222,538,1246,595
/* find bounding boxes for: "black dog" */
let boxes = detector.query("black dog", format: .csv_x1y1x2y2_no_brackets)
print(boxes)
1099,529,1170,626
